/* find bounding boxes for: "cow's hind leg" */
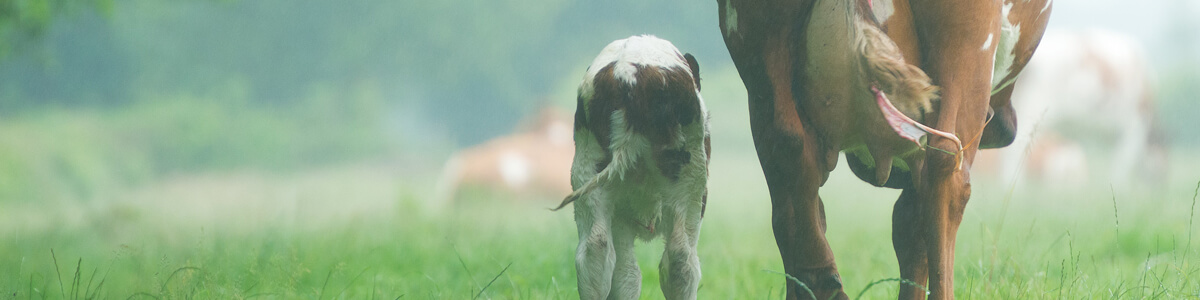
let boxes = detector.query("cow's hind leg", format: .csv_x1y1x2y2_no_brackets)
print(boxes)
892,188,930,300
658,189,704,300
741,27,846,300
905,0,1003,298
575,193,616,300
756,138,844,299
607,222,641,300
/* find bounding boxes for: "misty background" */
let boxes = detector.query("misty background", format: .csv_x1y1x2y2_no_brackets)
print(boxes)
0,0,1197,203
2,0,1200,298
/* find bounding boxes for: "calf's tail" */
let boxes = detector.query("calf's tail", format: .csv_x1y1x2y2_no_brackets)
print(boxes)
551,113,643,211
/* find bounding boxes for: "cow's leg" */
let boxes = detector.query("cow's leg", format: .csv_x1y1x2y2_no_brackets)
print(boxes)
658,187,704,300
757,131,842,300
905,1,1001,299
743,31,844,300
909,151,977,300
892,188,929,300
752,120,841,299
894,87,1021,300
575,193,616,300
607,222,641,300
1110,113,1149,184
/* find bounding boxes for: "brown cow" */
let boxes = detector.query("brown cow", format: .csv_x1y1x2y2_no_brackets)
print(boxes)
718,0,1050,299
985,30,1167,186
433,107,574,207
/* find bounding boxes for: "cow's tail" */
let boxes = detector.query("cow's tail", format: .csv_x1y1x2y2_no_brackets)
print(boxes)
854,18,939,120
551,113,642,211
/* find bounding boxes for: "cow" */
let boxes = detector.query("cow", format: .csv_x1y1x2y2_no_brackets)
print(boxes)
717,0,1050,299
554,35,710,300
433,106,575,207
984,30,1167,186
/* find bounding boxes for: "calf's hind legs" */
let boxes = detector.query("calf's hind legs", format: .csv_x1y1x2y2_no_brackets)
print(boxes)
574,194,616,300
607,222,641,300
657,189,704,300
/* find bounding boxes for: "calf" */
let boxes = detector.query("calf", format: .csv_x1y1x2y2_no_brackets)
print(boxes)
554,35,710,300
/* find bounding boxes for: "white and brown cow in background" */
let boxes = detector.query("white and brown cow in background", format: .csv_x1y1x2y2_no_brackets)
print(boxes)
555,35,710,300
978,30,1167,186
433,106,575,207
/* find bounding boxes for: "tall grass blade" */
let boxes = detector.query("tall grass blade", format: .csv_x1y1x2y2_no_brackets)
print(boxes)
161,267,200,296
453,245,483,295
337,267,371,298
1111,185,1120,238
853,278,930,300
472,262,512,300
71,258,82,300
763,269,819,300
1186,180,1199,258
52,249,66,299
318,268,334,300
84,267,98,300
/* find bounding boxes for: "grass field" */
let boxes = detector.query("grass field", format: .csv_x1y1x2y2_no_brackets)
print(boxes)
4,1,1200,298
1,151,1198,299
2,68,1198,299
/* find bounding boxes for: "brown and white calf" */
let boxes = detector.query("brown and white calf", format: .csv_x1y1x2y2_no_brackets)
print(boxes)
555,35,710,300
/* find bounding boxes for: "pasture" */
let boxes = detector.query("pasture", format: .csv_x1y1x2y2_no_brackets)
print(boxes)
2,154,1198,299
2,67,1198,298
2,1,1199,299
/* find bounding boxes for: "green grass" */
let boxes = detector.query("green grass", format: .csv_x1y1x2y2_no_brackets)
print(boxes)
1,154,1198,299
1,65,1198,298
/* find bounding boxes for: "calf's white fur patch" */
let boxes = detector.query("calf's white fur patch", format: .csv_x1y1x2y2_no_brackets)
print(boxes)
581,36,692,93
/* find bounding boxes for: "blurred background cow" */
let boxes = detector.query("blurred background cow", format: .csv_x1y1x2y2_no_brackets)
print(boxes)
976,30,1169,187
433,106,575,207
2,0,1198,298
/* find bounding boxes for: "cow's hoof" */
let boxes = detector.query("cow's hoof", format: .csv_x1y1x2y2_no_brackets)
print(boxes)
822,274,843,290
789,268,849,300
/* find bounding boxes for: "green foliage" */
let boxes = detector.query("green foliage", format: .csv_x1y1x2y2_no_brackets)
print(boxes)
0,0,112,58
0,0,736,144
0,83,391,203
